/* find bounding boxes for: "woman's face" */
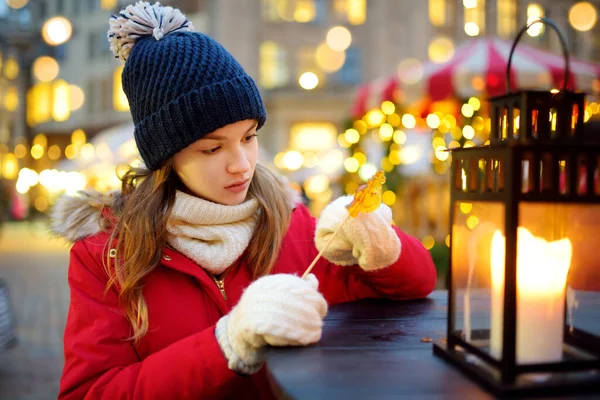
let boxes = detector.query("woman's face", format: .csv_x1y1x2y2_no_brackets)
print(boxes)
173,119,259,205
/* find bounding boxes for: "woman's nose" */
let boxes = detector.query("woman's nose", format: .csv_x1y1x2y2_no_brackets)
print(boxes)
227,147,251,174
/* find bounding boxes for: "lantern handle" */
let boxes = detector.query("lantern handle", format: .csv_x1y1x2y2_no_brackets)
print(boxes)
506,17,570,93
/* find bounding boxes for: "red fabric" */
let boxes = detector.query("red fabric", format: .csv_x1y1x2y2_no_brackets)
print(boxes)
59,204,436,399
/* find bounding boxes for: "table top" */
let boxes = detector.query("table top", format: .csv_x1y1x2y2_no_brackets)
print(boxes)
264,291,599,400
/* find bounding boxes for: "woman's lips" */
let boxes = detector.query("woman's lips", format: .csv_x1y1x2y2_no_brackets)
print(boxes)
225,180,249,193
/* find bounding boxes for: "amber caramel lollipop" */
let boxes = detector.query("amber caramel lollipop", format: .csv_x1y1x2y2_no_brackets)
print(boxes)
302,170,386,278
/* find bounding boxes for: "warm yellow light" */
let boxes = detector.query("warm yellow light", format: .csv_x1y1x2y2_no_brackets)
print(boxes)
461,104,475,118
298,72,319,90
445,235,451,247
347,0,366,25
379,123,394,141
387,113,401,127
344,157,360,173
459,202,473,214
31,144,44,160
101,0,118,10
399,146,420,165
432,137,445,149
294,0,316,22
401,114,416,129
389,150,401,165
315,43,346,73
569,2,597,32
4,57,19,80
381,157,394,172
4,86,19,111
52,79,70,121
113,65,130,111
353,119,368,134
48,145,61,160
6,0,29,9
70,85,85,111
65,144,77,160
392,130,407,144
358,163,377,181
463,125,475,139
435,146,449,161
80,143,95,160
71,129,86,147
466,215,479,229
426,114,441,129
304,175,330,199
274,152,286,169
32,56,59,82
527,4,544,37
290,122,337,152
282,150,304,171
14,144,27,159
463,0,477,8
381,101,395,115
2,153,18,180
464,22,480,36
326,26,352,51
382,190,396,206
344,128,360,144
337,133,351,148
428,37,455,64
422,235,435,250
365,109,386,128
468,97,481,111
33,133,47,148
42,17,73,46
353,151,367,165
34,196,49,212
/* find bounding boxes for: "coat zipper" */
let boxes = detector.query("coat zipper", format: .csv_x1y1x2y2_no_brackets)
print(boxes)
211,269,230,301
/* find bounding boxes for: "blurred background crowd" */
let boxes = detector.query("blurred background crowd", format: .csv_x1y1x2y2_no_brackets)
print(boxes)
1,1,600,396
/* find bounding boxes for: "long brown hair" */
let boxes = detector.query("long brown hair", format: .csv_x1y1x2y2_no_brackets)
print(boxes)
107,162,292,342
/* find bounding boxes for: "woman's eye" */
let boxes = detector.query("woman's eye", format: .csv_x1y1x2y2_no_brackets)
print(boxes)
201,147,220,155
245,133,258,142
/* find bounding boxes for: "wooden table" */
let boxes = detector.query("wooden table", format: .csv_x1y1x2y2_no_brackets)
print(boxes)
265,291,598,400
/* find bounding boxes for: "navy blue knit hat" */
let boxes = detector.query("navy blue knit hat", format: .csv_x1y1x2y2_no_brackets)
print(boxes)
108,2,266,171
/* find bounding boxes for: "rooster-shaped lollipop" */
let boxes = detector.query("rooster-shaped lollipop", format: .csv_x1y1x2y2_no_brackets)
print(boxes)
302,170,386,278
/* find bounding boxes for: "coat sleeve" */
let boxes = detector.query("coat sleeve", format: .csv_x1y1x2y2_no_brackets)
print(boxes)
297,205,437,305
59,238,243,399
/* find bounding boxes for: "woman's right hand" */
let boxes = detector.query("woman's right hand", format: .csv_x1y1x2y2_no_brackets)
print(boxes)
215,273,328,374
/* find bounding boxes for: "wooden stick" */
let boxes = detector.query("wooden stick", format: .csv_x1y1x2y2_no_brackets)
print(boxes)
302,213,351,279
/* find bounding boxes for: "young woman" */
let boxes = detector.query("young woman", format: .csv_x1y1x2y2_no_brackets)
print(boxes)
52,2,436,399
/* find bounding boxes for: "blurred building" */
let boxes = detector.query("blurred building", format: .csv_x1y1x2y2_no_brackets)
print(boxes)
1,0,600,217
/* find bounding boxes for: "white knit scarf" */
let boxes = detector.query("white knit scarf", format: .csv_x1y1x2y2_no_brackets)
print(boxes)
166,191,259,274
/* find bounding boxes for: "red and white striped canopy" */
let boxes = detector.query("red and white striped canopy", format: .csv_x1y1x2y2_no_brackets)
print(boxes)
351,37,600,118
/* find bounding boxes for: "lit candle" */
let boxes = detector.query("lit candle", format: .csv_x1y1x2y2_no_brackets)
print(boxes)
490,227,572,364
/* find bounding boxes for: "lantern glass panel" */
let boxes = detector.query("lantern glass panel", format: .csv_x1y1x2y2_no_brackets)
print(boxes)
451,201,505,359
499,202,600,365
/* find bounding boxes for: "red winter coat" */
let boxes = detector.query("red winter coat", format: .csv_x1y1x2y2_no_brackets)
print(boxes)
58,203,436,399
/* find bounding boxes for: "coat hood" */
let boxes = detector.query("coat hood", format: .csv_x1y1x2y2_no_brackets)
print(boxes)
50,175,302,243
50,189,121,243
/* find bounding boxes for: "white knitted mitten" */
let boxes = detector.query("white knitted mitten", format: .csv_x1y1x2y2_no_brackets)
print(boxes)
215,273,328,375
315,195,401,271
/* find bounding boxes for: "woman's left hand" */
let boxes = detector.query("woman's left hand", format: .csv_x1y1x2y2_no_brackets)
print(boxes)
315,195,401,271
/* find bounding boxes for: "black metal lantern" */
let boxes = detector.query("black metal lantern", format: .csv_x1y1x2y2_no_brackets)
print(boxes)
433,18,600,396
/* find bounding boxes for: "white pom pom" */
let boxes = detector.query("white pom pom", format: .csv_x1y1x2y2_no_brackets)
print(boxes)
107,1,195,61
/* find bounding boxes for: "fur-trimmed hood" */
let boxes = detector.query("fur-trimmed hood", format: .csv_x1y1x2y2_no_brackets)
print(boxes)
50,190,121,243
50,176,302,244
